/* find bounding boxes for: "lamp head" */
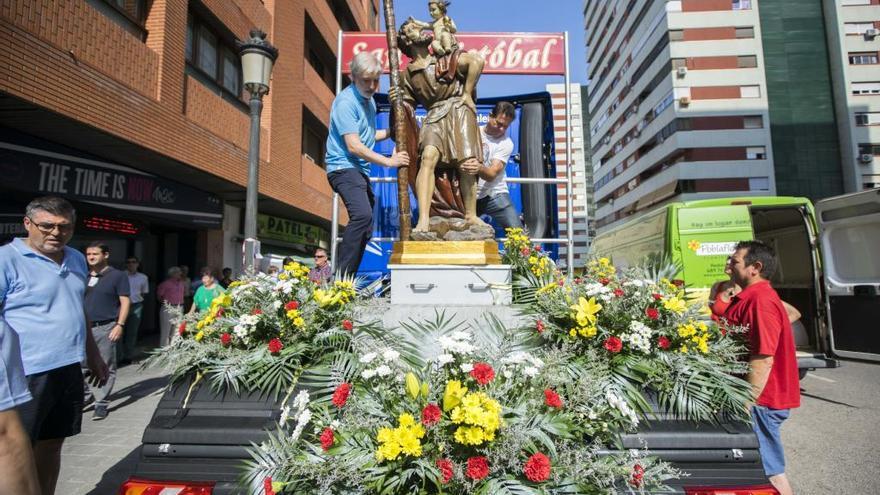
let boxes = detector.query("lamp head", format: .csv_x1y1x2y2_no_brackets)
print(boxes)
238,29,279,96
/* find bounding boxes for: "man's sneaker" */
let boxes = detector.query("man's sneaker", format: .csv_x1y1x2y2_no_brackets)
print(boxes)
92,405,108,421
82,395,95,411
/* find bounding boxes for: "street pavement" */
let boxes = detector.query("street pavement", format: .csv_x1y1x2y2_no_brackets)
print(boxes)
56,358,879,494
57,362,168,495
785,359,880,495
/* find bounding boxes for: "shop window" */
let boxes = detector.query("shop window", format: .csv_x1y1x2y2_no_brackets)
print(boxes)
185,12,244,105
849,52,879,65
744,115,763,128
305,15,337,93
737,55,758,68
85,0,148,39
735,27,755,38
302,108,329,167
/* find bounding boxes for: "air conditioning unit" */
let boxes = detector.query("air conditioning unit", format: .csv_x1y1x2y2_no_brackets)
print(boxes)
633,130,641,138
603,135,611,145
866,28,879,39
860,153,874,164
676,66,688,78
678,96,692,106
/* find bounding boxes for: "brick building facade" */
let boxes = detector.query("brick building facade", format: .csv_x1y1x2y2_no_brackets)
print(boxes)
0,0,377,328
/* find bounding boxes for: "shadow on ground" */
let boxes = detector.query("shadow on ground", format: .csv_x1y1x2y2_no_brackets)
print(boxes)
109,374,168,412
85,447,141,495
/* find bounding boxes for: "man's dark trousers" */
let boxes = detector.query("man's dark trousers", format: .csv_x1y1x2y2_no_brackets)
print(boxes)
328,168,375,277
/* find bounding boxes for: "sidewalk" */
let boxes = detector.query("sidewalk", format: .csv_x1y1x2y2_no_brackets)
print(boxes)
57,361,169,495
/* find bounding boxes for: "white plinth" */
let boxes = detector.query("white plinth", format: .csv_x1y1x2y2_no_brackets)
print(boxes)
388,264,512,306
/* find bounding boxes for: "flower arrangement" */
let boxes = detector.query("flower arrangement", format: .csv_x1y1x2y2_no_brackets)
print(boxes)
146,262,358,397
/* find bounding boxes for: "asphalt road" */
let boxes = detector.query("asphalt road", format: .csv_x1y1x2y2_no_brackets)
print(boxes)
785,359,880,495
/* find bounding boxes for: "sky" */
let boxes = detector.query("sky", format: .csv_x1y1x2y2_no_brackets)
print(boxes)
378,0,588,97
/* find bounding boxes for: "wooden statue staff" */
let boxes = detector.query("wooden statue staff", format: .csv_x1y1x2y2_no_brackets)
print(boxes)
382,0,411,241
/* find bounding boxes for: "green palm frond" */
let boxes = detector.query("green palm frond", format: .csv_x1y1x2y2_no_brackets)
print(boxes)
476,477,542,495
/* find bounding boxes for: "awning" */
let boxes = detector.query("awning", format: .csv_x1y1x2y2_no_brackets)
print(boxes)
636,180,679,211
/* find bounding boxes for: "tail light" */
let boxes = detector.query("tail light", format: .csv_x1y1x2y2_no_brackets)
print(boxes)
118,478,214,495
685,485,779,495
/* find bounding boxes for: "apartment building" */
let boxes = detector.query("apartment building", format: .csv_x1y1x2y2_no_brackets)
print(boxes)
825,0,880,190
585,0,778,232
0,0,377,274
546,83,591,268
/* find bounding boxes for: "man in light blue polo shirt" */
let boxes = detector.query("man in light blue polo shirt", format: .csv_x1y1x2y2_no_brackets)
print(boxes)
0,318,39,495
326,51,409,276
0,196,107,495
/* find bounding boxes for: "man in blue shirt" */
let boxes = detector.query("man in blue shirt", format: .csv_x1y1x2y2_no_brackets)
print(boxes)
326,51,409,276
0,196,107,495
0,318,40,495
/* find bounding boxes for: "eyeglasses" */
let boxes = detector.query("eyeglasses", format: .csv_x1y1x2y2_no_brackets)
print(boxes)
27,217,74,235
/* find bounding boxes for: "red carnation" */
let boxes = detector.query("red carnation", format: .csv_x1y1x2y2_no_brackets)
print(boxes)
465,456,489,481
251,308,262,315
469,362,495,385
332,382,351,408
599,277,610,285
216,307,225,317
535,319,545,334
520,247,531,256
267,338,283,354
652,293,663,301
544,389,563,409
421,403,442,426
342,319,354,331
657,336,671,350
630,464,645,487
613,288,625,297
284,301,299,311
263,476,275,495
436,458,454,484
523,452,552,483
557,279,565,286
178,322,186,336
220,333,232,347
319,427,334,452
604,336,623,354
645,307,660,320
533,245,542,252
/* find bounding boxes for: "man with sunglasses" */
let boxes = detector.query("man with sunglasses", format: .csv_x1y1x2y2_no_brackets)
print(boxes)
0,196,107,494
308,248,332,284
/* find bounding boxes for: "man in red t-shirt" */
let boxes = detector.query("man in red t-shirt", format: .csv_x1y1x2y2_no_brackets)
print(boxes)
724,240,800,495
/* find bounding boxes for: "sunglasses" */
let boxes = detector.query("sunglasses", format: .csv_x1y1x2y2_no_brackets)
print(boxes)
27,217,74,235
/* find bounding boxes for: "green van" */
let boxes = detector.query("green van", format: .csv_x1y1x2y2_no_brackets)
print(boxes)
591,190,880,372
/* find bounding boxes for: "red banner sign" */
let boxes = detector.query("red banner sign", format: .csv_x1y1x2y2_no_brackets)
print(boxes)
340,32,566,75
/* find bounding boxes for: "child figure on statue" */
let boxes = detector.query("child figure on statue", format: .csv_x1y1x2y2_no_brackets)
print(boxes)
410,0,458,56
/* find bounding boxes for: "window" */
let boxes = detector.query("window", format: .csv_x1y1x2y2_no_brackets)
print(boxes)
735,27,755,38
740,85,761,98
302,108,329,167
305,15,337,92
852,82,880,95
732,0,752,10
85,0,148,39
186,13,243,102
744,115,764,128
737,55,758,68
669,29,684,42
849,52,879,65
855,112,880,126
672,58,687,69
842,0,871,5
749,177,770,191
845,22,875,35
858,143,880,155
746,146,766,159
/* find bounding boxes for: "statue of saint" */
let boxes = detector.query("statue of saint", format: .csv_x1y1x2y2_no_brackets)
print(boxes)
394,17,491,236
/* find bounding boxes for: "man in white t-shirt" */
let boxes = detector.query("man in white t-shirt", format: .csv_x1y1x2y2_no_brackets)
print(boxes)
476,101,522,232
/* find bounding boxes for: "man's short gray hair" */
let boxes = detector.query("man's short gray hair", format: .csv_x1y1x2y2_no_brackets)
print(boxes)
25,196,76,221
167,266,182,277
350,52,383,78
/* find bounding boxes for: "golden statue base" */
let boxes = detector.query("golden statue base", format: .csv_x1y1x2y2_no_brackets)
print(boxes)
389,240,501,265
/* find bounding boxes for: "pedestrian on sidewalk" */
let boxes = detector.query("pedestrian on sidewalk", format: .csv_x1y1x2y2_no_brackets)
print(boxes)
119,255,148,365
0,318,40,495
83,242,131,421
156,266,185,347
723,240,800,495
0,196,108,495
189,267,224,314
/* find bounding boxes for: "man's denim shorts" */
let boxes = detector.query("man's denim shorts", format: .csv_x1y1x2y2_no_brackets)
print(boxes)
751,405,790,476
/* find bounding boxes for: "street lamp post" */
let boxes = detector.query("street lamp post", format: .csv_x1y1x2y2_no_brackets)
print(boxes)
238,29,278,273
